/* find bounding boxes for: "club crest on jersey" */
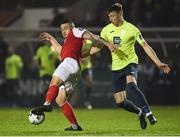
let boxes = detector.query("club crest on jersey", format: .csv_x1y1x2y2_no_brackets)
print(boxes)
113,37,121,45
139,34,143,39
78,28,84,31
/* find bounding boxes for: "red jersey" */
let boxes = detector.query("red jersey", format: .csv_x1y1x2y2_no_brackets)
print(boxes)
60,28,86,62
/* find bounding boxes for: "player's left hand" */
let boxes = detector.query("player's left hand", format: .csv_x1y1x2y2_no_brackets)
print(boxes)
157,62,171,74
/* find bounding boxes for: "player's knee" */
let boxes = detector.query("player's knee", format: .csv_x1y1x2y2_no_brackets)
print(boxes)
125,82,138,93
115,98,125,104
115,96,126,107
55,98,65,107
50,76,63,87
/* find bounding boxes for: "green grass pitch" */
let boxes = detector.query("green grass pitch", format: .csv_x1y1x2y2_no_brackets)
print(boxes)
0,106,179,136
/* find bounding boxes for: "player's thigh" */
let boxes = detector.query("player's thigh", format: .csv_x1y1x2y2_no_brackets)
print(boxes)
55,71,81,107
112,70,126,103
63,68,81,94
55,86,69,107
52,58,80,86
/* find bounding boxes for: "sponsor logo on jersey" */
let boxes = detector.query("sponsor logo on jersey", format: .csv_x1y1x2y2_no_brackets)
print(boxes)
110,30,115,33
113,37,121,45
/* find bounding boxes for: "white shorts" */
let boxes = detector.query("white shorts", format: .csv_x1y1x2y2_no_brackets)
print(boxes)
53,57,81,93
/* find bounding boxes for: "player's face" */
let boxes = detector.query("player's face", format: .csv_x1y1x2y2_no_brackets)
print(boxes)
108,11,122,26
60,23,72,38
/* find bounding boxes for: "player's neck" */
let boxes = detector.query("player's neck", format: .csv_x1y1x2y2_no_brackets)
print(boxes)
118,17,125,26
113,19,124,27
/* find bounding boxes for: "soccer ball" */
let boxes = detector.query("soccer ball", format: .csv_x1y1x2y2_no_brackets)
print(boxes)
28,111,45,125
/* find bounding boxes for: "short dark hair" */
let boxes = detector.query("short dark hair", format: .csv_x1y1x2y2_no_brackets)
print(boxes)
107,3,122,13
59,16,75,27
59,16,72,25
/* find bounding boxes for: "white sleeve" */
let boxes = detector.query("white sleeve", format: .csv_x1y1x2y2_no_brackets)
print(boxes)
72,28,87,38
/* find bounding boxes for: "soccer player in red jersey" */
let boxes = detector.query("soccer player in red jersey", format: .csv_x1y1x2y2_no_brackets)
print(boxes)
31,17,117,131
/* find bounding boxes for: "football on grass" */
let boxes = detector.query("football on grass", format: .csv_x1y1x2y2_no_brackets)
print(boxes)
28,111,45,125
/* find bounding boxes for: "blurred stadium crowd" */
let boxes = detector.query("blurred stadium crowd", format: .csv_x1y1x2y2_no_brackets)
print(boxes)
0,0,180,107
0,0,180,27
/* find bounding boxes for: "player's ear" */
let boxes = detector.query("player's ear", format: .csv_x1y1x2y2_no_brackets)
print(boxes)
120,10,123,16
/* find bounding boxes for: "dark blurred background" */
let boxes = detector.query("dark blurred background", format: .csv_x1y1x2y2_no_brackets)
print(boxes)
0,0,180,108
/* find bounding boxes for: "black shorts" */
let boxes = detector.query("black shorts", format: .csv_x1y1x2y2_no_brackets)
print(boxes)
112,63,138,93
81,68,93,79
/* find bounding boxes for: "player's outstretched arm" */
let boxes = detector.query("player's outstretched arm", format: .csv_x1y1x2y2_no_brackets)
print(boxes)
141,41,171,74
39,32,62,54
82,46,102,58
82,42,104,58
82,31,118,52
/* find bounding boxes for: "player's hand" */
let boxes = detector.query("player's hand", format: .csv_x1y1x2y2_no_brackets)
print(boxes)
39,32,54,42
157,62,171,74
107,43,118,52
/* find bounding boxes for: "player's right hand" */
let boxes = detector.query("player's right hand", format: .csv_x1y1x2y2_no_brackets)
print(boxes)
107,43,118,52
39,32,54,42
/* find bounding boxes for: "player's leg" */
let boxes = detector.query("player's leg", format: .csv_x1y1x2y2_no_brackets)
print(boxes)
112,70,147,129
112,70,141,114
32,75,63,114
125,68,157,125
56,58,82,131
114,91,147,129
44,75,63,104
114,91,140,114
32,58,76,114
56,86,82,131
82,69,93,109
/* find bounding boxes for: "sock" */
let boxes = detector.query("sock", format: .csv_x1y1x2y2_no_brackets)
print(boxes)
45,85,59,103
117,100,141,114
142,106,152,116
61,102,77,125
126,82,151,115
